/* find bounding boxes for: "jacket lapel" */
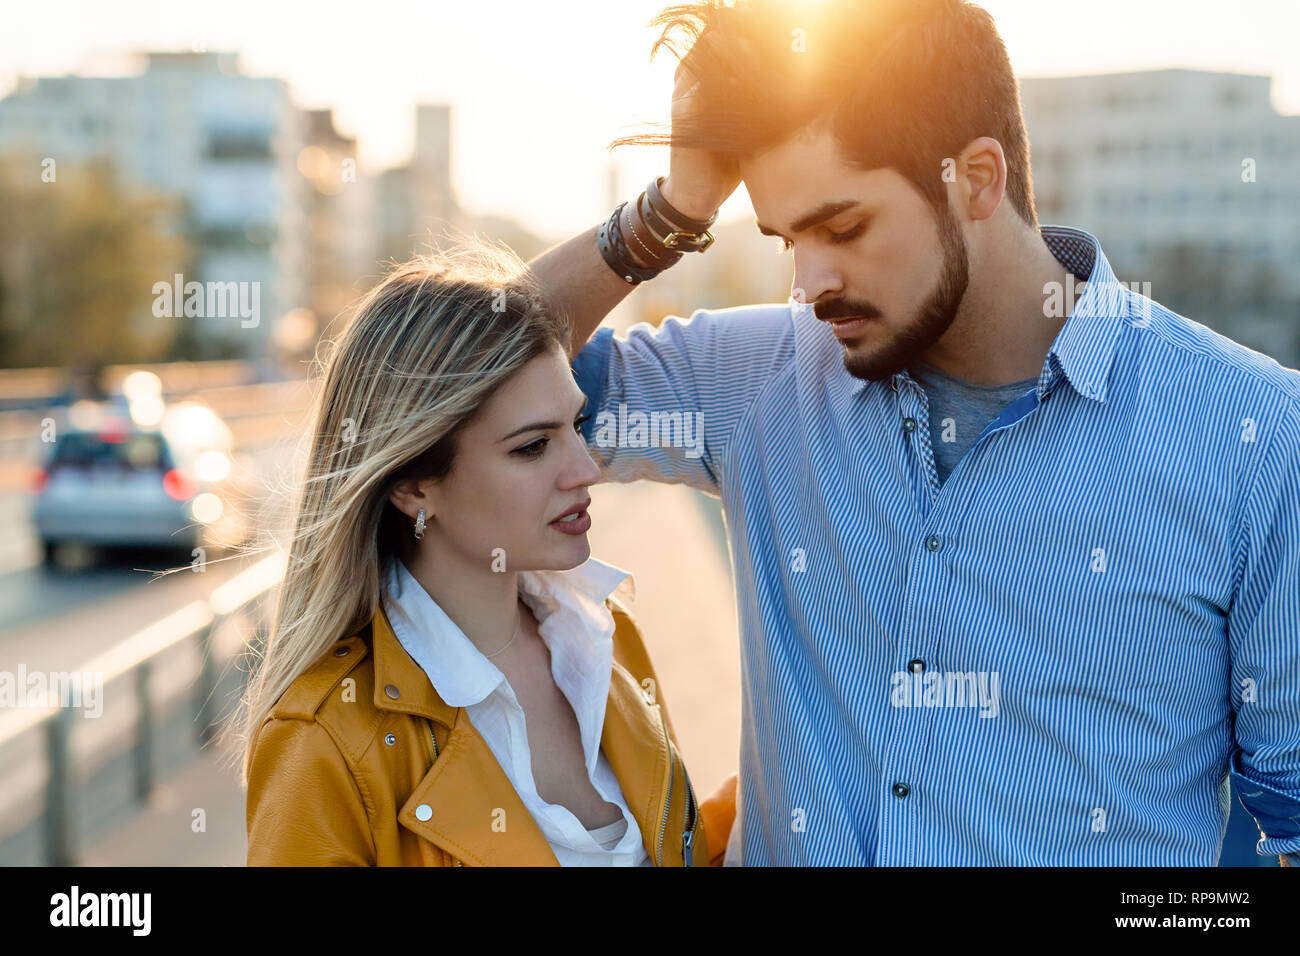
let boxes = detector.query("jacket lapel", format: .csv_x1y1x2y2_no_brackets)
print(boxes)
370,602,558,866
397,707,559,866
600,660,672,863
370,599,670,867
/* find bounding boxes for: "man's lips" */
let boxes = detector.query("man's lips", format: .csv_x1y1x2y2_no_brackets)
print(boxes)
821,315,874,339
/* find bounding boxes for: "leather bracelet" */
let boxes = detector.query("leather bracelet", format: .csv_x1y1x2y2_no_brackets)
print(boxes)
621,199,682,271
597,201,660,285
644,175,717,252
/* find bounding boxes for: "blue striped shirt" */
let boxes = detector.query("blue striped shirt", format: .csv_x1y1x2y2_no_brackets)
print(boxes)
571,225,1300,865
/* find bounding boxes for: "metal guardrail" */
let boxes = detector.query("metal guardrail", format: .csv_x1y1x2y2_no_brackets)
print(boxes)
0,550,286,865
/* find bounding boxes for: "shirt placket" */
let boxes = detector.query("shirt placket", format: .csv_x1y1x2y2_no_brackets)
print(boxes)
875,371,1055,865
871,374,942,865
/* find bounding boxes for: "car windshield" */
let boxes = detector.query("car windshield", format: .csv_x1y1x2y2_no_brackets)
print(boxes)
50,431,169,471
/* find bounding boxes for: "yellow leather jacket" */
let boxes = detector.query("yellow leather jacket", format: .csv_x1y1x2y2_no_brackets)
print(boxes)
246,594,737,866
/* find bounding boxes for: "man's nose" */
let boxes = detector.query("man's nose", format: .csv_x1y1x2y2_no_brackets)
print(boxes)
792,254,842,307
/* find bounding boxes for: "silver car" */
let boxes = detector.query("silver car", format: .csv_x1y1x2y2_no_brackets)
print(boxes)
30,400,254,567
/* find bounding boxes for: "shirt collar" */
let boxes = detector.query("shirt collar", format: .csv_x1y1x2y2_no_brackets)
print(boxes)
837,224,1131,404
380,555,634,709
1032,224,1131,404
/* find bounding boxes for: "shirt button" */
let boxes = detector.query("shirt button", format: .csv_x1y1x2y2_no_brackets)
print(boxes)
384,733,397,746
415,804,433,821
902,417,917,433
333,645,349,657
385,684,400,699
893,782,910,799
925,534,943,552
908,658,925,674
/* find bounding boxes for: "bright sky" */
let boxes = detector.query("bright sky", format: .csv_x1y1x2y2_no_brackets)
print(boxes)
2,0,1297,239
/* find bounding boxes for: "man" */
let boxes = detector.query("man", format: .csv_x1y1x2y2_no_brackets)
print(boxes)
526,0,1299,865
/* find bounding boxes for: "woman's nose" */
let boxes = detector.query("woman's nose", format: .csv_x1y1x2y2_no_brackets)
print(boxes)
565,430,603,487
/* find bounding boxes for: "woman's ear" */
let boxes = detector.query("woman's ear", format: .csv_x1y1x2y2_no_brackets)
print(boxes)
387,478,437,522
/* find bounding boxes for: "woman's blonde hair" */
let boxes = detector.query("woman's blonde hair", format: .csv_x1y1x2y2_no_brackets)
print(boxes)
221,237,569,786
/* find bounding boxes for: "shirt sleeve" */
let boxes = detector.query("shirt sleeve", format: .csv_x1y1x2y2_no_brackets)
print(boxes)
570,303,796,496
1227,397,1300,860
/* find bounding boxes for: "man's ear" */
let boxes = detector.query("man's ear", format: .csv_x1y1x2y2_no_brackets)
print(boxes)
387,477,439,522
952,136,1007,223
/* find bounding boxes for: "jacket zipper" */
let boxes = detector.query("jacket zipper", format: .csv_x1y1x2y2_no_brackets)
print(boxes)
682,760,698,867
655,704,673,867
653,705,699,866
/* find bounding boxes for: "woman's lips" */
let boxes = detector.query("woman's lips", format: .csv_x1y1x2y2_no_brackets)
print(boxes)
549,509,591,535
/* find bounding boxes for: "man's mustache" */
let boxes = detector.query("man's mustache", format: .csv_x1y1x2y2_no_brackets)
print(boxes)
814,299,883,322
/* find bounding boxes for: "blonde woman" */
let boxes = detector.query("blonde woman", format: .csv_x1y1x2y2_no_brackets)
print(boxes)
232,240,736,866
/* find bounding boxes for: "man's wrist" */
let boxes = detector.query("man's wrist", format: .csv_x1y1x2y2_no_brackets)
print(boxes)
660,175,720,223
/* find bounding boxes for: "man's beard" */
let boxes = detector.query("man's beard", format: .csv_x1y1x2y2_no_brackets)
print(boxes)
821,202,970,383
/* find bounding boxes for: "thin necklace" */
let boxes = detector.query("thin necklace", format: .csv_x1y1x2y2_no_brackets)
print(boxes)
483,596,523,659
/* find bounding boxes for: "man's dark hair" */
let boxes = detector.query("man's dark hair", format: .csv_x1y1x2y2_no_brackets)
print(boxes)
612,0,1038,228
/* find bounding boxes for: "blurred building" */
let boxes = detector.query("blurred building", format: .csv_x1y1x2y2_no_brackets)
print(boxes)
375,103,548,266
0,51,309,360
1022,69,1300,364
377,104,460,264
296,107,378,346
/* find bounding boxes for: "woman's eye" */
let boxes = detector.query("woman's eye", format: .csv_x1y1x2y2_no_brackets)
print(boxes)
513,438,547,458
513,415,588,458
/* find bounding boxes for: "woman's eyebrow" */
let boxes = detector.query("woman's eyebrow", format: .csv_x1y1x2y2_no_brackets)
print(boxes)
498,395,589,442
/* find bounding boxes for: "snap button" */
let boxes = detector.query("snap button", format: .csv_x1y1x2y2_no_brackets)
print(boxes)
333,645,349,657
902,417,917,433
925,534,943,553
384,733,397,746
908,658,924,674
893,782,910,799
385,684,400,699
415,804,432,822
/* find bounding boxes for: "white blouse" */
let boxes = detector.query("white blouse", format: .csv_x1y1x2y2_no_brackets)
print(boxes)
381,555,653,867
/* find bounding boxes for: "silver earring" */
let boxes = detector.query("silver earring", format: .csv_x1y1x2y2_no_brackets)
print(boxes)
413,508,426,540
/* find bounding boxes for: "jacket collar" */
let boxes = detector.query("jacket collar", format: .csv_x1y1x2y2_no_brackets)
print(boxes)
367,589,670,866
369,595,458,728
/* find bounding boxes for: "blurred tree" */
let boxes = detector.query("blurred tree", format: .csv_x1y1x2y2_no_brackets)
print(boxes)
0,154,188,372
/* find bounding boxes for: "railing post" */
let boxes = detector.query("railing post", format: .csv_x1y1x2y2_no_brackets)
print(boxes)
196,615,220,745
134,660,153,803
43,688,77,866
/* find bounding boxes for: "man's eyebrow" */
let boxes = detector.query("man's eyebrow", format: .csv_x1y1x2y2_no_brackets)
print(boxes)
498,394,589,442
755,200,860,239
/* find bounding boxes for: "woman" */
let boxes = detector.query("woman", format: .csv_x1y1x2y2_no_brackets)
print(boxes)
233,238,736,866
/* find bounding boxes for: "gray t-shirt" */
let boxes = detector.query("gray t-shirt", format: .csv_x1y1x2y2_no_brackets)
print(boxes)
906,360,1038,486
